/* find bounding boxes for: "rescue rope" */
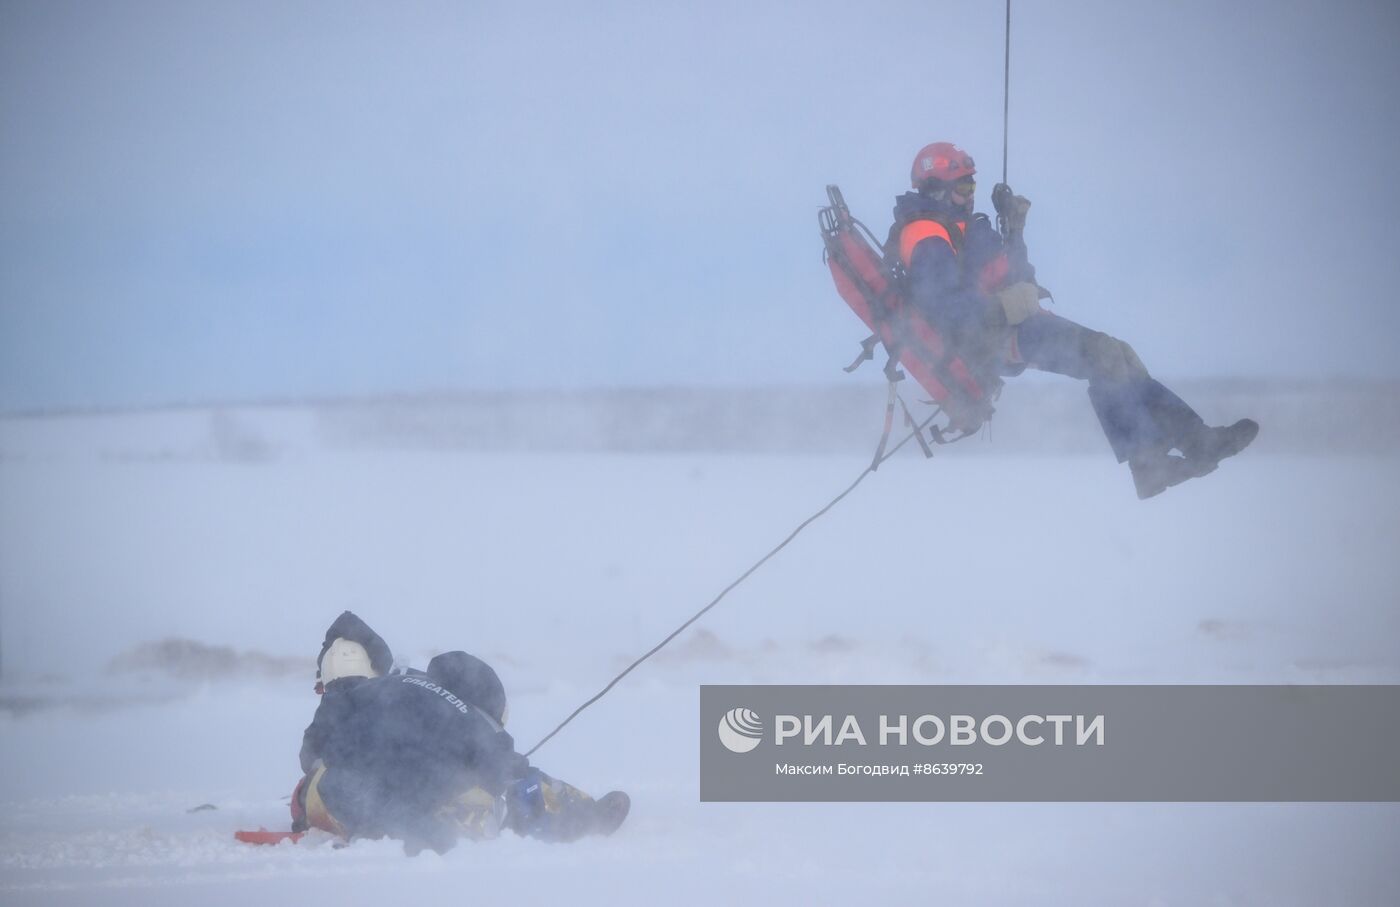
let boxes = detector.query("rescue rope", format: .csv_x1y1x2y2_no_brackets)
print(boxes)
523,409,945,757
1002,0,1012,184
528,9,1017,758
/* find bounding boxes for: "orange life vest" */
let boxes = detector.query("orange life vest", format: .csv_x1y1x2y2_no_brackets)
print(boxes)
897,215,1012,296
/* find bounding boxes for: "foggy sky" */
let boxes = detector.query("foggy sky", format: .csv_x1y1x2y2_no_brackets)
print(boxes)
2,0,1398,411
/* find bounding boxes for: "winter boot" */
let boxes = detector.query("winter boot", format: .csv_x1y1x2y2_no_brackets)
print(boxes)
506,771,627,841
1181,419,1259,476
590,791,630,836
1129,450,1199,500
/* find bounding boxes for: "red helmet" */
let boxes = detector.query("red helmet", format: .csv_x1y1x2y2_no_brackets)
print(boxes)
911,142,976,188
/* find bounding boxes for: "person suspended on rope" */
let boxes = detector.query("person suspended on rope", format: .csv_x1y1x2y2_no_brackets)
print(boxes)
890,142,1258,498
290,611,630,854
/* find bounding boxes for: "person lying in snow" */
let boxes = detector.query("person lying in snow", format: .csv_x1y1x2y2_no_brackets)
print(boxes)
291,611,629,854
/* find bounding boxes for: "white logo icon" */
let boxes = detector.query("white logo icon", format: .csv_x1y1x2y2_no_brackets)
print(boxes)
718,707,764,753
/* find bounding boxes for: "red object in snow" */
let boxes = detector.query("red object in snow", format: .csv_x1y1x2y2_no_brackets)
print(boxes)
234,829,305,846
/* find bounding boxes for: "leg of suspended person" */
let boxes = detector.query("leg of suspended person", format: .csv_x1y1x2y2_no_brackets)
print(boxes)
1012,311,1233,498
1014,312,1206,462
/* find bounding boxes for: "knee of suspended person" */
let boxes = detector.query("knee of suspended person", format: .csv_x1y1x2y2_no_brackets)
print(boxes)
1082,332,1148,383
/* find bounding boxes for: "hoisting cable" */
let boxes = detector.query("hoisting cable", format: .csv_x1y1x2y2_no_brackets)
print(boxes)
524,407,946,757
527,0,1017,762
1002,0,1012,185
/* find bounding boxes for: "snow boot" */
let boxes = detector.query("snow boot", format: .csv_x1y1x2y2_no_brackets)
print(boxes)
1129,450,1199,500
591,791,630,836
506,773,628,841
1181,419,1259,476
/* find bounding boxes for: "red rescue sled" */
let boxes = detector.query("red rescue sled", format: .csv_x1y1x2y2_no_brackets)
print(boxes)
234,829,304,846
819,185,997,437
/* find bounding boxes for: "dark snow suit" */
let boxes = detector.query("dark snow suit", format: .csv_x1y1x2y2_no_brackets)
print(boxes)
303,673,527,850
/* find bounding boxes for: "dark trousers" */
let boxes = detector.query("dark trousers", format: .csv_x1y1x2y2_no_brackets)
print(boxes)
1014,312,1204,462
317,764,466,852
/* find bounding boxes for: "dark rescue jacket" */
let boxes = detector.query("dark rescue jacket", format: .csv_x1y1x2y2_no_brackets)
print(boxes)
887,192,1035,360
302,673,529,838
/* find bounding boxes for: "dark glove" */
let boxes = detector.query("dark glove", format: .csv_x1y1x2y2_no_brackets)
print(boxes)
991,183,1031,233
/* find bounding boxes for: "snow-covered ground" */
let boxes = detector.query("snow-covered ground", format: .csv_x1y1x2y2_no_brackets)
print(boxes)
2,406,1398,905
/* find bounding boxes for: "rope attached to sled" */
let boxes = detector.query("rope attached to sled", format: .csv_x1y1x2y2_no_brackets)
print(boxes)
527,2,1018,759
523,410,947,757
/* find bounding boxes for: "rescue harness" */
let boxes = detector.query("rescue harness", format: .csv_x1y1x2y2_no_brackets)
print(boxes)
819,185,1000,465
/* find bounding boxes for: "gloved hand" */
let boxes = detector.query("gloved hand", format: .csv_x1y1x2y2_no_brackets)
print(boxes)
995,281,1044,326
991,183,1031,233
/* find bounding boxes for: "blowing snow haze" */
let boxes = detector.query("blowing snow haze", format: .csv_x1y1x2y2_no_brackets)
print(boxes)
3,3,1400,902
2,0,1398,411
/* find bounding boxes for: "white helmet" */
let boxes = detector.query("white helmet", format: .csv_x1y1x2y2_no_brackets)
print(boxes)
319,638,378,684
